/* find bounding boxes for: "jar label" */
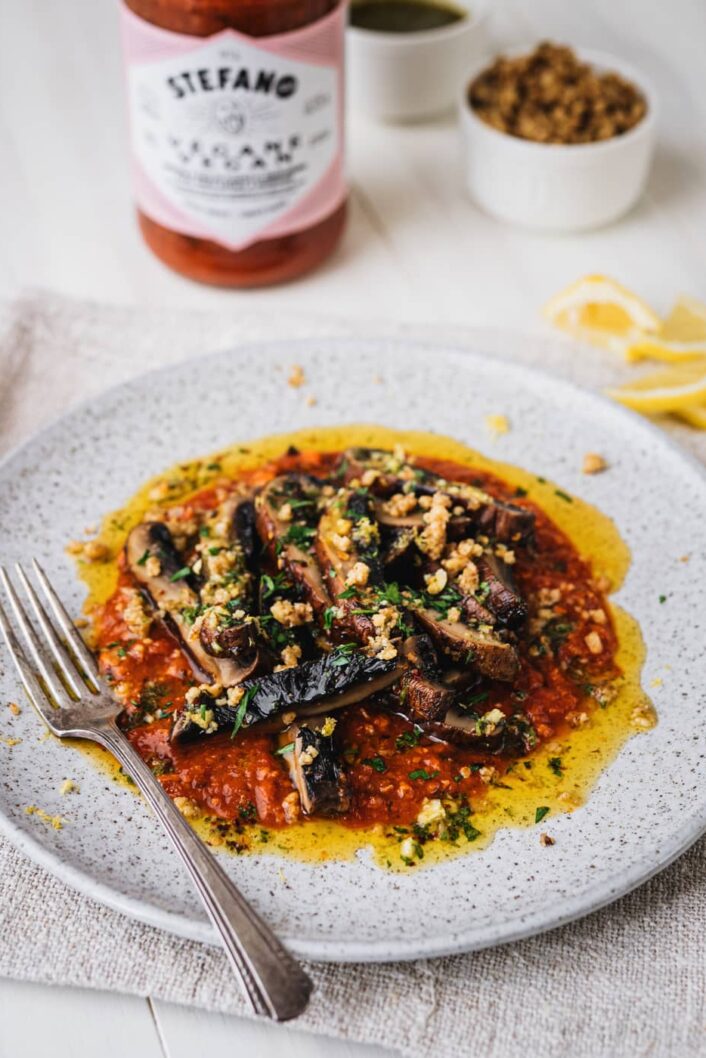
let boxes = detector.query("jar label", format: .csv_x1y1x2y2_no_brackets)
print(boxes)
121,4,345,251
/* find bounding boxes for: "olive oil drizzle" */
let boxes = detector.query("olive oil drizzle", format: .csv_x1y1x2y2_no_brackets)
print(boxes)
72,425,654,871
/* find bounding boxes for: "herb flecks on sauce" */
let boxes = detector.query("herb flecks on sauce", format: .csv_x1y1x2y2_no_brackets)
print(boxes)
72,426,654,871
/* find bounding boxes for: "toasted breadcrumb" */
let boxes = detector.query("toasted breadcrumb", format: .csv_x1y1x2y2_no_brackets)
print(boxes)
485,414,510,438
60,779,79,796
288,364,305,388
583,452,608,475
584,631,603,655
25,805,64,830
540,833,555,847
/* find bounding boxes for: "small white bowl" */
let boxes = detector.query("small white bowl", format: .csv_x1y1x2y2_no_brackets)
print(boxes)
458,47,658,231
347,0,489,123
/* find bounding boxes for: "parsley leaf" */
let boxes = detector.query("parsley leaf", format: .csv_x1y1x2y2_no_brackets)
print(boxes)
363,755,387,773
230,684,259,739
535,806,550,824
170,566,192,582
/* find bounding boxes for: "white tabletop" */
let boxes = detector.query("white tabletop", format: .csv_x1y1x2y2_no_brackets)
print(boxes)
1,0,705,1055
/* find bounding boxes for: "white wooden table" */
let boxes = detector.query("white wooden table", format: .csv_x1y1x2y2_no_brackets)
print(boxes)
0,0,704,1055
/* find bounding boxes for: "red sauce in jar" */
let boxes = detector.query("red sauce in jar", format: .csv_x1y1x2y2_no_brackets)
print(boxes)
123,0,347,286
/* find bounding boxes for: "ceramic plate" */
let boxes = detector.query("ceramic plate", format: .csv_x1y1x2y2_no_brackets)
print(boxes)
0,339,704,963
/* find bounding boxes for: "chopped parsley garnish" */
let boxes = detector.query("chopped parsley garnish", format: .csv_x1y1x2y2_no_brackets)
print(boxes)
283,523,316,548
330,644,357,666
373,582,402,606
322,606,337,631
408,768,439,781
548,756,563,777
513,486,528,498
554,489,573,503
261,572,288,600
181,604,202,626
658,594,667,604
464,689,489,708
206,462,222,471
337,585,359,599
444,802,481,843
170,566,192,582
208,546,222,556
363,756,387,773
199,526,210,537
116,647,127,659
395,725,423,751
535,806,550,824
136,549,150,566
230,684,259,739
275,742,294,756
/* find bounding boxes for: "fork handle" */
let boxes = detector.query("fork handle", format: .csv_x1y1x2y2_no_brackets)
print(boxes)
94,720,313,1021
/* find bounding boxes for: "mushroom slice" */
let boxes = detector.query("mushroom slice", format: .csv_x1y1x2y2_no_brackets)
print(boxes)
315,486,384,641
194,492,264,669
342,448,535,547
476,553,528,630
398,635,455,722
279,719,350,817
427,705,536,754
125,522,253,686
170,649,403,741
255,474,332,615
475,499,535,548
413,606,519,682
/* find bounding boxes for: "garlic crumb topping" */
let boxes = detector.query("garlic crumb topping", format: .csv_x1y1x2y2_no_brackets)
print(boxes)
270,599,314,627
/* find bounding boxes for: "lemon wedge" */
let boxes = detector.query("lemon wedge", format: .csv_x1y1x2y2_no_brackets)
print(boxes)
543,275,661,353
626,295,706,363
606,360,706,413
673,405,706,429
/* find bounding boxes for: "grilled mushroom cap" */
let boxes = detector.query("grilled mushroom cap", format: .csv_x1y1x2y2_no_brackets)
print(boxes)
279,721,351,816
170,648,405,741
316,486,384,642
125,521,256,686
413,606,519,682
476,554,528,630
255,474,332,615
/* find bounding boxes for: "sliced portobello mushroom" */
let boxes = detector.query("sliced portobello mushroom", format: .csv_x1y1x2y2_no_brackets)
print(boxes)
426,705,536,755
126,521,256,686
476,553,528,630
255,474,332,615
413,606,519,682
474,498,535,548
315,486,384,641
279,720,351,816
171,648,404,741
194,493,265,670
397,634,456,722
344,448,535,547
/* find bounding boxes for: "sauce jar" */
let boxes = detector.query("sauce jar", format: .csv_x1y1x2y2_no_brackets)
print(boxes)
121,0,347,286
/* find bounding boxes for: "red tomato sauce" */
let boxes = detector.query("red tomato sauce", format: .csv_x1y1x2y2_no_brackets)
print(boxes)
93,450,619,830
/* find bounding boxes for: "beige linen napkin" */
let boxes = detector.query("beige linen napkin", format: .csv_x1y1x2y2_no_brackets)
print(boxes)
0,291,705,1058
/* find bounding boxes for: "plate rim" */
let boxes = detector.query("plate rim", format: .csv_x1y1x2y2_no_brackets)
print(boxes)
1,334,705,963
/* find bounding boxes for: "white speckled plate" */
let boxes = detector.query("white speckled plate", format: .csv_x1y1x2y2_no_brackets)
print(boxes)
0,339,705,963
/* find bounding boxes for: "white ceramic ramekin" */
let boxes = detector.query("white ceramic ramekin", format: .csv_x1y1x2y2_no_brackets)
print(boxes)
347,0,488,123
458,47,657,231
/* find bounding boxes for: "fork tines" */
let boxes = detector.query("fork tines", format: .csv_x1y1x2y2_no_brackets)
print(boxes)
0,560,99,731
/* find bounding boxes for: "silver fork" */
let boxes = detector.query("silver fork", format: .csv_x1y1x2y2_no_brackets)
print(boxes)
0,559,313,1022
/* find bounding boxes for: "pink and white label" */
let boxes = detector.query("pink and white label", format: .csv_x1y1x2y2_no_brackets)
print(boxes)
121,4,346,251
